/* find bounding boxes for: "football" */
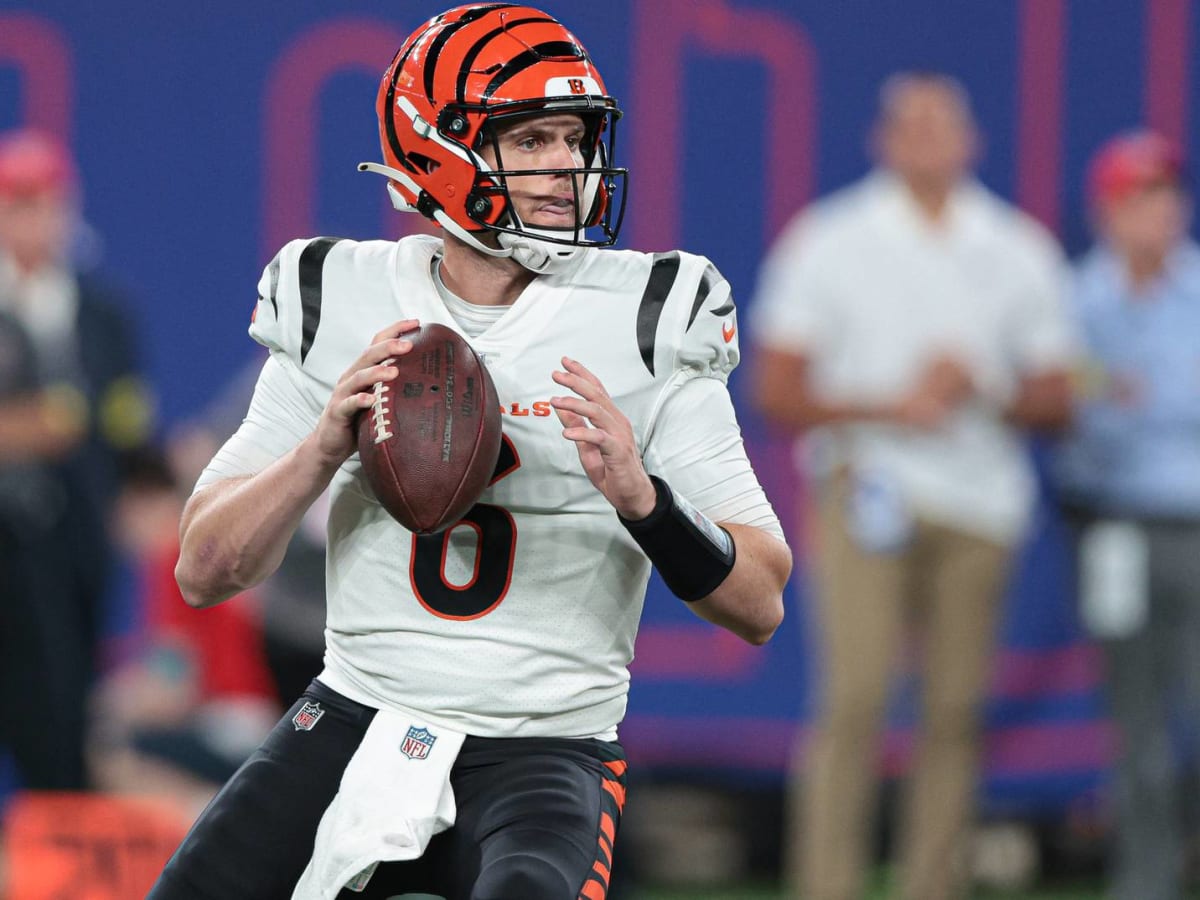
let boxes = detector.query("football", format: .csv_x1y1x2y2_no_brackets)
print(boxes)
356,323,502,534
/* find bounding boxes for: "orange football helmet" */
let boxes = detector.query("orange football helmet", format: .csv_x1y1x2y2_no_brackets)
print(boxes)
359,4,627,273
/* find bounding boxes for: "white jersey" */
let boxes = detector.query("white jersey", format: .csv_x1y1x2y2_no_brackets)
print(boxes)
205,234,781,739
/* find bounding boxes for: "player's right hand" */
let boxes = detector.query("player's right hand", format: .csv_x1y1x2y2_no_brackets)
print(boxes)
312,319,419,466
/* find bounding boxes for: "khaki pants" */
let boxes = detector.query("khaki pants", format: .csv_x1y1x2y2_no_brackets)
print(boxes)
787,476,1011,900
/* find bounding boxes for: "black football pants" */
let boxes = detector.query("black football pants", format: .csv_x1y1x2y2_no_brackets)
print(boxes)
147,680,626,899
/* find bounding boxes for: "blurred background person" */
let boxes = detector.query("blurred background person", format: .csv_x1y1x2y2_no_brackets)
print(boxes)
89,446,279,820
750,72,1077,900
0,129,153,791
1055,130,1200,900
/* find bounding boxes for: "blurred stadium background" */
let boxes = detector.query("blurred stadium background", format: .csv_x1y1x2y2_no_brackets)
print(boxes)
1,0,1198,896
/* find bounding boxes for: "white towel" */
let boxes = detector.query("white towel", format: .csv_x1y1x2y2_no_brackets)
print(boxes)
291,709,466,899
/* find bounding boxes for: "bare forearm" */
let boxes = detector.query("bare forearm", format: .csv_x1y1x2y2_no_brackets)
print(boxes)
176,321,421,607
176,433,340,608
688,523,791,644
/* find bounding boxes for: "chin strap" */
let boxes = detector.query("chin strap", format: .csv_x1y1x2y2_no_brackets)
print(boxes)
358,161,585,276
496,227,585,276
358,161,509,261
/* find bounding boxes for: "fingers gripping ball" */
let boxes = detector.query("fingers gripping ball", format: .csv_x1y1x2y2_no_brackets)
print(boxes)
356,324,502,534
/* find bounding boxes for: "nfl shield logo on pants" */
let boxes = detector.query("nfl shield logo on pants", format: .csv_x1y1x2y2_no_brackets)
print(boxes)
400,725,437,760
292,701,325,731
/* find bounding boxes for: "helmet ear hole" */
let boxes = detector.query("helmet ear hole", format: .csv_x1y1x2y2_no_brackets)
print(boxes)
408,152,441,175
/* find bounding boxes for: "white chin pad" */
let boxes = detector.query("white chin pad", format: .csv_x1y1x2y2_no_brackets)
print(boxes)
496,232,579,275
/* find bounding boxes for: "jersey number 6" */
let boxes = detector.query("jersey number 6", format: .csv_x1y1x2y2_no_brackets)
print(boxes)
409,435,520,620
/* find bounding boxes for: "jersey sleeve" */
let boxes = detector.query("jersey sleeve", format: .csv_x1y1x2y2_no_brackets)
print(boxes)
637,253,784,540
193,352,320,491
650,252,740,384
643,376,785,541
195,238,333,492
248,238,309,358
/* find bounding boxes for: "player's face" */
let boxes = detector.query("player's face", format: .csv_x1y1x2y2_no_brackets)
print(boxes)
482,113,588,230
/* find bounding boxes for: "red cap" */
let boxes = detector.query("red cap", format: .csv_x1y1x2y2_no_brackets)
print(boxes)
0,129,77,199
1086,130,1184,207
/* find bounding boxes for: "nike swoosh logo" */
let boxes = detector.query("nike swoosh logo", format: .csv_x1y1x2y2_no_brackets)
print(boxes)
722,320,736,343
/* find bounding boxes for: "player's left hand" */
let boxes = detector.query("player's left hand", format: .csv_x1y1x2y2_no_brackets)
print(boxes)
551,357,657,520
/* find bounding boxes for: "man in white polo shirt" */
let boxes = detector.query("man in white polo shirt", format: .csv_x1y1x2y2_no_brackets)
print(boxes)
751,72,1076,900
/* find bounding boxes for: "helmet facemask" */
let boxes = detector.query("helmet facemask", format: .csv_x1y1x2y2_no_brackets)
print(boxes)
468,104,627,255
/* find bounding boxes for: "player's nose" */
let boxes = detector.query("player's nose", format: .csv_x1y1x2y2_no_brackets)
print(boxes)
548,140,582,171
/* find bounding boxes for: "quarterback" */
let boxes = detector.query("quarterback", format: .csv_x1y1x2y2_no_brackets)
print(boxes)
151,4,791,899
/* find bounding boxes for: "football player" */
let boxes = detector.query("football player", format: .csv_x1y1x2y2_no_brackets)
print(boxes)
150,5,791,899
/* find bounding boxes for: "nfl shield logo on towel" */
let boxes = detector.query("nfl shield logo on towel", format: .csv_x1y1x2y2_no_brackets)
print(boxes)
291,701,325,731
401,725,437,760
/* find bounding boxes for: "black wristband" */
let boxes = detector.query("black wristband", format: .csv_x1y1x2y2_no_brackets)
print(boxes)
619,476,736,602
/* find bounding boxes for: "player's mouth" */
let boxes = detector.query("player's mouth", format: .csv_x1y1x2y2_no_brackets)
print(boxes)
511,192,581,229
533,196,577,220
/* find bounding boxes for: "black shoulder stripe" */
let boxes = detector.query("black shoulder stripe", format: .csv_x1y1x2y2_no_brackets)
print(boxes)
685,263,723,331
637,252,681,376
482,40,582,99
266,253,282,317
709,300,734,317
298,237,342,364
